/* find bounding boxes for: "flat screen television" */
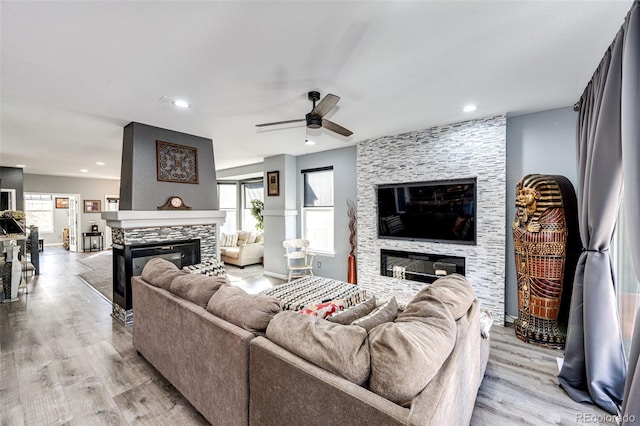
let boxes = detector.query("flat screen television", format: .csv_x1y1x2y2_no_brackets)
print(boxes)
377,178,476,244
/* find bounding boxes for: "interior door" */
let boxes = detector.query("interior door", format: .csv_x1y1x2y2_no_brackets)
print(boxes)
68,195,79,252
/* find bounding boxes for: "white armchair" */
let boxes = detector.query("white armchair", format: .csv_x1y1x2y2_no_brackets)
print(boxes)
283,239,315,282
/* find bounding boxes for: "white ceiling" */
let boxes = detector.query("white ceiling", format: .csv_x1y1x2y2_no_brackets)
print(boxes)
0,1,633,180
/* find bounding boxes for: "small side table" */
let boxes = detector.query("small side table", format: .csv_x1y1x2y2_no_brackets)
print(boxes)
82,232,103,252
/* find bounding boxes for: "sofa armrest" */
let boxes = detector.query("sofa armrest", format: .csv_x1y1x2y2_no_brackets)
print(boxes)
250,337,408,426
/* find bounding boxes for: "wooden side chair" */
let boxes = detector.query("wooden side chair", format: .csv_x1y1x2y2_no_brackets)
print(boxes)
283,239,315,282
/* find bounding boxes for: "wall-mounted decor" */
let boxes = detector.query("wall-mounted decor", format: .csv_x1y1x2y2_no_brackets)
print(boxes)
55,197,69,209
84,200,101,213
156,140,199,184
267,171,280,196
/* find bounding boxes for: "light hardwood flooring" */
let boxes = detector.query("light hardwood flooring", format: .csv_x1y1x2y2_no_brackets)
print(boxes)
1,247,617,425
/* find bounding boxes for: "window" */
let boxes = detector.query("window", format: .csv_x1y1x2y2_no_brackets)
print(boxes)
218,183,237,233
25,193,54,233
612,195,640,356
302,167,334,253
242,181,264,231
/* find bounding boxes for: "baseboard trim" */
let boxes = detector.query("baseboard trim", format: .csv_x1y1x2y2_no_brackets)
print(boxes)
263,270,288,280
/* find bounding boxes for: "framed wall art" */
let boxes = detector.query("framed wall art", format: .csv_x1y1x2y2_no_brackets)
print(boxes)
156,140,199,184
267,171,280,196
84,200,101,213
55,197,69,209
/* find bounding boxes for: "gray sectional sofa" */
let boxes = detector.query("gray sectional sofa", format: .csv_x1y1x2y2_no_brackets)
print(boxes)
132,258,489,426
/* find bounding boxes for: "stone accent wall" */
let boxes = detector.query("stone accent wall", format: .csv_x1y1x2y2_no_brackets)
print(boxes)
111,224,217,260
357,115,506,324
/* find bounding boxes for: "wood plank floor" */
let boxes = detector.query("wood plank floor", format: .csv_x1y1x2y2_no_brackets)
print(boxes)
0,247,617,425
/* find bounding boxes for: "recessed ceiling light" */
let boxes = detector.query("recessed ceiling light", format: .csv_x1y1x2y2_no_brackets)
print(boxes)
15,164,26,168
96,161,106,166
462,104,477,113
305,139,315,146
80,169,89,173
172,99,190,109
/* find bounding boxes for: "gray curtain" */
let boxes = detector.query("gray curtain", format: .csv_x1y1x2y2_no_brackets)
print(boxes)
622,2,640,424
559,0,640,416
557,26,626,415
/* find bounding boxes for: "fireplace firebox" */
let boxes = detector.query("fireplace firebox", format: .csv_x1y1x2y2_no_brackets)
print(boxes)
380,249,465,284
112,239,200,324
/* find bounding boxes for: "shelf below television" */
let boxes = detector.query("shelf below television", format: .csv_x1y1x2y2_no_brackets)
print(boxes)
380,249,465,284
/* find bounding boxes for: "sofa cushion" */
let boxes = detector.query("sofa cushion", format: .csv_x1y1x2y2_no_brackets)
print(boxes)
246,232,258,244
400,273,475,321
368,297,457,405
141,258,187,290
298,300,345,319
207,285,281,332
255,232,264,244
220,246,240,259
237,231,251,246
327,296,376,325
169,274,229,308
351,297,398,332
266,311,370,385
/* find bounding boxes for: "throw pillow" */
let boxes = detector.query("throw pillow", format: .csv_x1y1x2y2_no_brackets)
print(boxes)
206,285,281,332
237,231,250,246
351,297,398,332
368,297,457,405
298,300,345,319
220,232,238,248
169,274,229,308
246,232,258,244
266,311,370,385
141,258,187,290
327,296,377,325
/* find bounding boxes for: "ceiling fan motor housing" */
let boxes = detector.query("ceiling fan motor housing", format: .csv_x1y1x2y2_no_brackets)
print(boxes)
306,112,323,129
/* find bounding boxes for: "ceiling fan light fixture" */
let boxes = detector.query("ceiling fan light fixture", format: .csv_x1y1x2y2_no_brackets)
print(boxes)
306,113,323,129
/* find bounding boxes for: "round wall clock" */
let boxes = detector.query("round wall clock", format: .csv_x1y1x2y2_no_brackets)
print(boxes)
158,196,192,210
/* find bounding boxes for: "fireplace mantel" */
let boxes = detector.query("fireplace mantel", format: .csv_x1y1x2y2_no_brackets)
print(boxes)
102,210,226,229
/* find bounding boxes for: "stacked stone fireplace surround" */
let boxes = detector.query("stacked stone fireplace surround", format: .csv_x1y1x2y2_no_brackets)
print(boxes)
357,115,507,324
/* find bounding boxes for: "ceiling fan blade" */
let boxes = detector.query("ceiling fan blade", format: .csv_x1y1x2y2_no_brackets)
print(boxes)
322,118,353,137
256,118,305,127
312,94,340,117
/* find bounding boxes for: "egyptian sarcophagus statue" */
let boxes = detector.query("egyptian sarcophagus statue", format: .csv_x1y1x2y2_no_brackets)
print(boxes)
512,174,580,349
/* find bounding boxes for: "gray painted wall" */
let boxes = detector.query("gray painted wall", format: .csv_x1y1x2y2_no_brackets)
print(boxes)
505,106,578,319
296,146,357,281
1,166,25,211
119,122,218,211
23,174,120,244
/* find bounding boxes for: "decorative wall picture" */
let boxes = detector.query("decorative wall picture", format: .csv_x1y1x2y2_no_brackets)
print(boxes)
267,171,280,196
55,197,69,209
84,200,101,213
156,140,199,184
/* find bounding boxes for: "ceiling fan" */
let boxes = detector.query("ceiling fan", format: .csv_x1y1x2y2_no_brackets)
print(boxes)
255,91,353,137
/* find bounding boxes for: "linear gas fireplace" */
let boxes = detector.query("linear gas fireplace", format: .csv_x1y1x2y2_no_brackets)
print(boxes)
380,249,465,284
112,239,201,324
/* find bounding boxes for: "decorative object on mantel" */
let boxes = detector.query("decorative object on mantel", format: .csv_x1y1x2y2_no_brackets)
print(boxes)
267,171,280,196
347,198,357,284
512,174,580,349
156,140,199,184
158,196,192,210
